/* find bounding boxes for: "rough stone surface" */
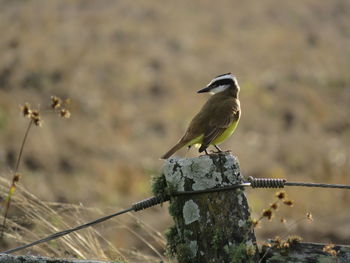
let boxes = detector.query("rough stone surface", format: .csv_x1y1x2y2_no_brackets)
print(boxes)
263,242,350,263
163,152,258,263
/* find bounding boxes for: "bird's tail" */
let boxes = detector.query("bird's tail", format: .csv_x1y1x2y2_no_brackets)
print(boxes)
161,141,186,159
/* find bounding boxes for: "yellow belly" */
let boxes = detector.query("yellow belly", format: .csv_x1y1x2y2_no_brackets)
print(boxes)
185,120,239,147
212,120,239,145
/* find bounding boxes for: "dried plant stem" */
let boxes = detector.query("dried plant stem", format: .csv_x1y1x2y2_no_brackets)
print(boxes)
15,119,33,173
1,119,33,237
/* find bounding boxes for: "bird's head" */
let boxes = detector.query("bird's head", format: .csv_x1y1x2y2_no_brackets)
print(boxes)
197,73,240,97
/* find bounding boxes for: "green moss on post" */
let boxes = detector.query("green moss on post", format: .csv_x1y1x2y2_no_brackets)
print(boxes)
151,174,168,199
161,152,259,263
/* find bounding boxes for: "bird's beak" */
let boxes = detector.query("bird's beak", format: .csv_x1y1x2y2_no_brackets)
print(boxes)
197,86,211,93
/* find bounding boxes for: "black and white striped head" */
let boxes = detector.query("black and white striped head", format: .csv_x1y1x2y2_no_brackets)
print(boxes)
197,73,239,96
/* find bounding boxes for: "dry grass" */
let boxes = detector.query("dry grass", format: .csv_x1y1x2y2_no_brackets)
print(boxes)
0,176,166,262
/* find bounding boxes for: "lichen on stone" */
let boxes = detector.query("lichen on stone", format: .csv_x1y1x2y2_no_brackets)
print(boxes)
188,155,213,177
164,159,185,191
183,200,200,225
237,194,243,205
176,158,194,177
189,240,198,258
221,154,242,184
192,170,222,190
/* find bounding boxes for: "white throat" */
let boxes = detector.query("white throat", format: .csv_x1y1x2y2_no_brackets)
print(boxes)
210,85,230,94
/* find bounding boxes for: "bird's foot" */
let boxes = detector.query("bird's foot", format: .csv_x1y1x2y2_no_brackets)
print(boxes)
210,146,233,155
209,145,224,153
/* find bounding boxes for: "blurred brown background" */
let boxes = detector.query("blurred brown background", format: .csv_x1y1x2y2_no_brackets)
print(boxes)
0,0,349,260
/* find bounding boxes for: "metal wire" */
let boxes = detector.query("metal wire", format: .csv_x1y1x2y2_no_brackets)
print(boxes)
174,177,350,196
175,183,250,195
2,176,350,254
284,181,350,189
248,177,350,189
132,195,169,211
248,177,286,188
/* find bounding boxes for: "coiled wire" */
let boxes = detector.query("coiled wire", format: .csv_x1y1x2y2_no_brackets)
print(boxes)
248,177,286,188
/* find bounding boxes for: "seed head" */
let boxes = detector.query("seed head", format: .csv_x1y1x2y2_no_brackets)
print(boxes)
270,202,278,210
50,96,62,109
21,103,32,118
32,109,40,116
323,244,338,257
306,212,313,222
287,235,302,245
282,242,290,249
33,117,42,126
283,199,294,207
262,209,273,221
13,173,21,183
261,242,272,249
30,110,42,126
60,109,71,119
276,191,286,200
272,236,282,248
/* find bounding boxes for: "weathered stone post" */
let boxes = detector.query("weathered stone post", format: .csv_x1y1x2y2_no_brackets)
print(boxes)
162,152,258,263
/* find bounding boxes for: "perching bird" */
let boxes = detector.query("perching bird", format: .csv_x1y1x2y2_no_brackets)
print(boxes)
161,73,241,159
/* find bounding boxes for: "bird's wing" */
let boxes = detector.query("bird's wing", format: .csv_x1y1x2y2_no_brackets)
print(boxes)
199,105,240,152
200,115,234,148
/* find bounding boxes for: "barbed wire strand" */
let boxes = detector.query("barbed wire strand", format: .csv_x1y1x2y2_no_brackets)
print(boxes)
1,177,350,254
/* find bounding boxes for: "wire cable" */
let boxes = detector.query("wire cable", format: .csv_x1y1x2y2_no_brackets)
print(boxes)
175,177,350,195
175,183,250,195
247,177,350,189
285,181,350,189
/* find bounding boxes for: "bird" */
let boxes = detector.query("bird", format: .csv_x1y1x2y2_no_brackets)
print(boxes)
161,73,241,159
